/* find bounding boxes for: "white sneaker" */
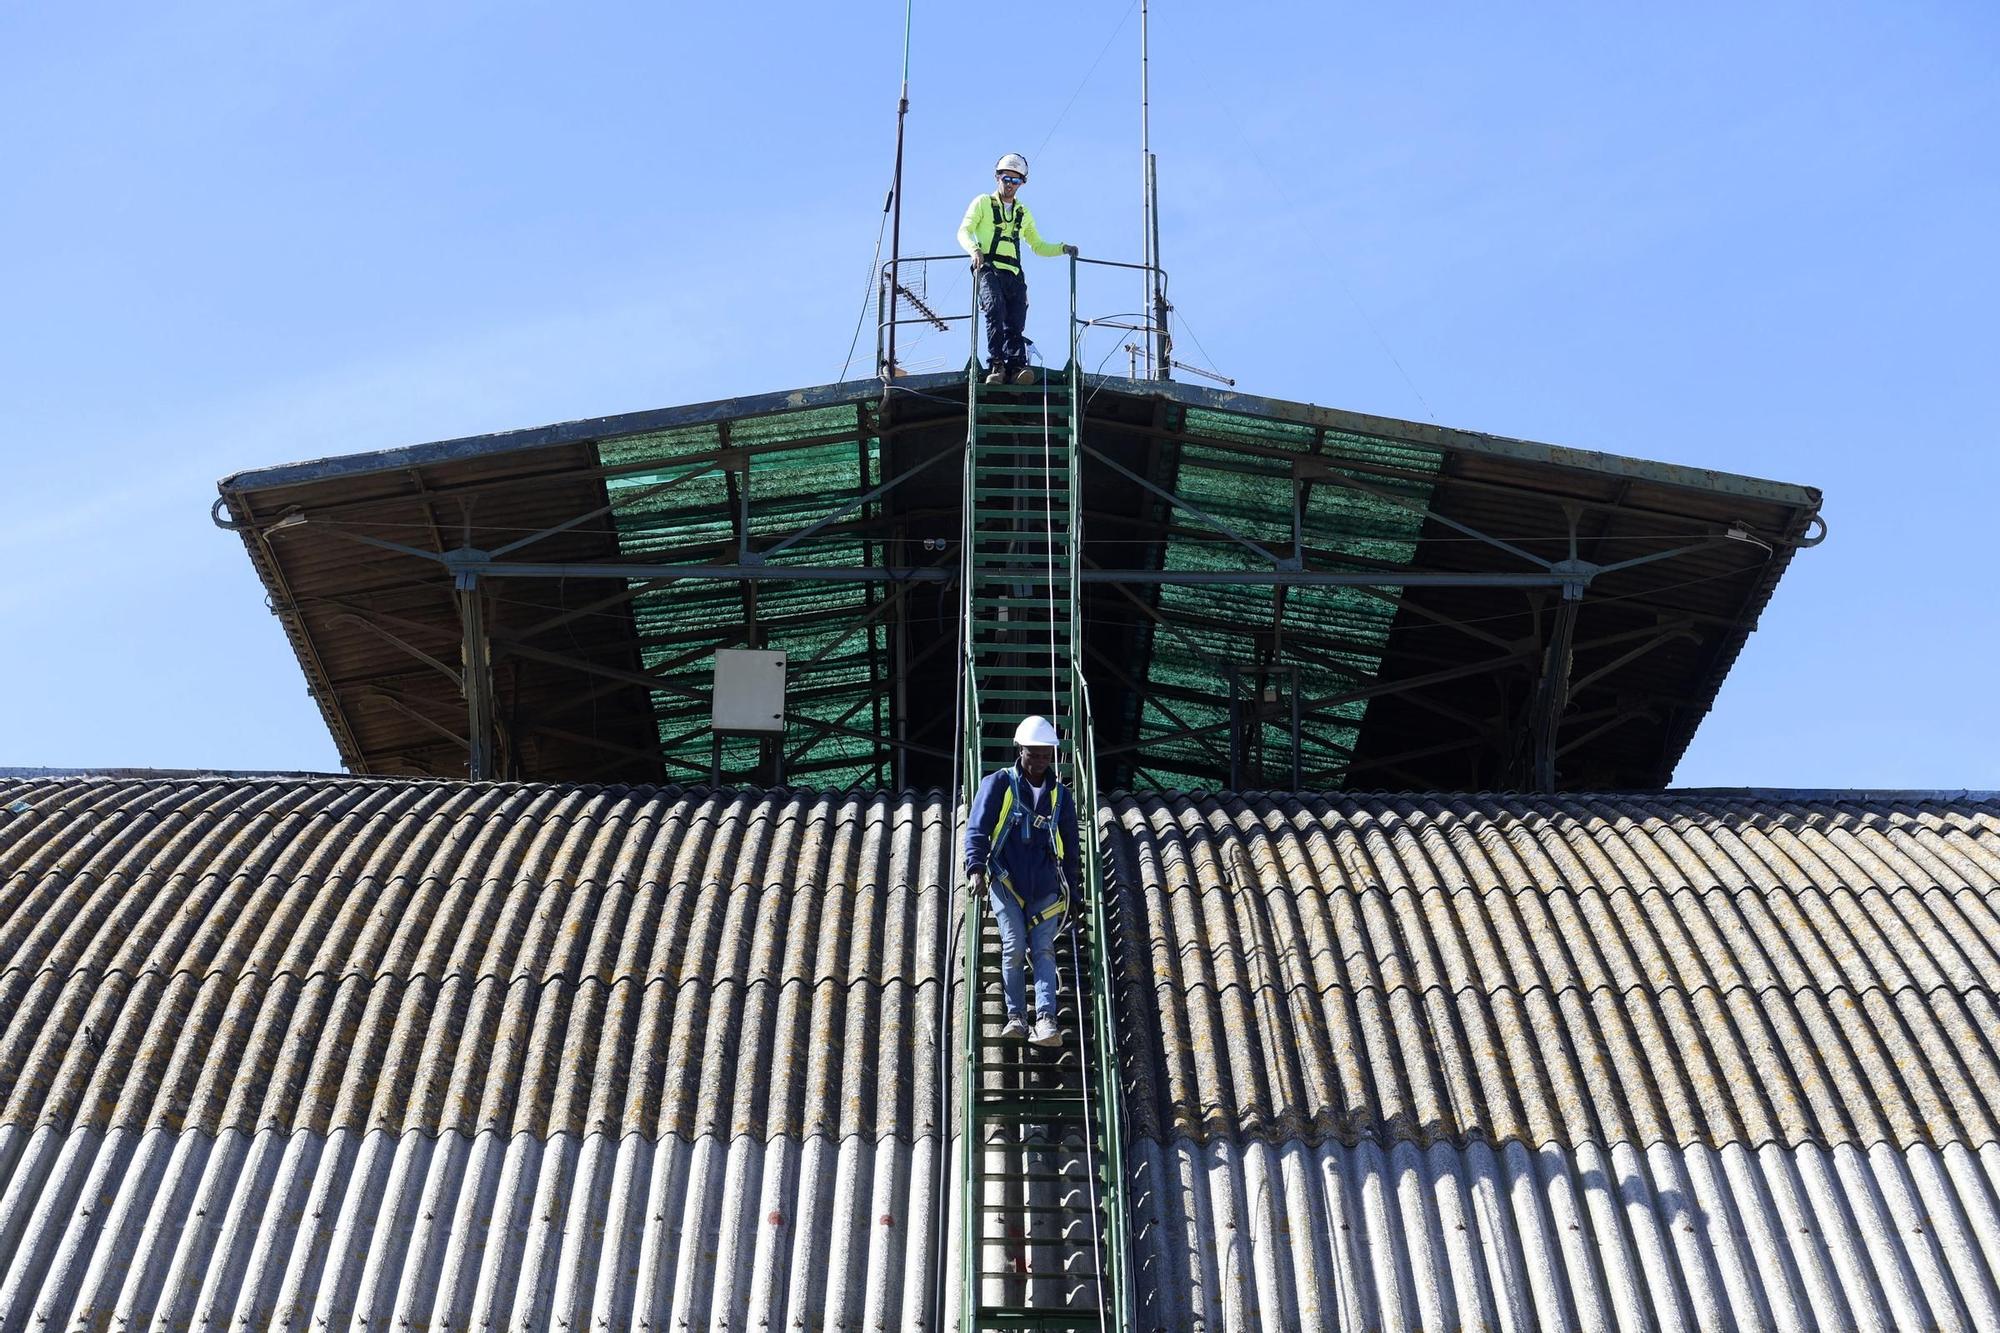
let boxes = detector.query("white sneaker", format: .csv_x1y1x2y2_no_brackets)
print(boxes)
1000,1015,1027,1041
1030,1013,1062,1047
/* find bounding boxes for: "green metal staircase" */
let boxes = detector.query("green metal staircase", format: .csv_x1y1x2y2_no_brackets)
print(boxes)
964,374,1076,771
952,264,1132,1333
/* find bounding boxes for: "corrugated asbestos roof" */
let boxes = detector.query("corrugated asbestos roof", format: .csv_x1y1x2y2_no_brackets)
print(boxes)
4,777,1998,1330
0,776,952,1331
1103,790,2000,1331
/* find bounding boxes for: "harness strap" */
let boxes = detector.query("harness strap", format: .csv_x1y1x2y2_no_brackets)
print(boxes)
989,768,1066,864
990,868,1067,926
986,195,1025,273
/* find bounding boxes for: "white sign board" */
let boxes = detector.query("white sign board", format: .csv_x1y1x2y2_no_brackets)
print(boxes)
712,649,786,733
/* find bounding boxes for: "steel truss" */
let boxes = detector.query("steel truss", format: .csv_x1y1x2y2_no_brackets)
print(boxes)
218,365,1817,791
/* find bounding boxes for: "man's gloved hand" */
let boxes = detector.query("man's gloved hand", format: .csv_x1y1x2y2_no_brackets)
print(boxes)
970,249,986,269
1062,244,1079,257
966,870,986,903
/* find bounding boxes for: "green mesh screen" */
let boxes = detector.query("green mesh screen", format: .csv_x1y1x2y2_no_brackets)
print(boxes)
1129,409,1441,791
590,390,1447,794
599,405,887,788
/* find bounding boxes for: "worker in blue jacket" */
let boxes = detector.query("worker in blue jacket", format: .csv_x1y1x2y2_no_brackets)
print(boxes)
963,715,1082,1047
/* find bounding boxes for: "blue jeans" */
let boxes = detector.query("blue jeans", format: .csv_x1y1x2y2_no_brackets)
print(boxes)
977,267,1029,370
990,885,1062,1020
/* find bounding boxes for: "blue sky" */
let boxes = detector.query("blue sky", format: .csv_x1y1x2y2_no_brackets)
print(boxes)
2,1,1994,787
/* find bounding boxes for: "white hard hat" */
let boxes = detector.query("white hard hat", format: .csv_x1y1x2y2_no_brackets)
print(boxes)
994,153,1030,179
1013,715,1060,748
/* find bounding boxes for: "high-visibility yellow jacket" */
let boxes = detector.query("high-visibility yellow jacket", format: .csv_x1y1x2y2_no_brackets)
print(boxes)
957,193,1065,275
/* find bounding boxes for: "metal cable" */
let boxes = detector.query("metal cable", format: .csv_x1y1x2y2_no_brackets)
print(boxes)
1039,352,1060,737
1066,902,1112,1327
841,0,913,385
935,282,974,1331
839,190,893,384
1033,0,1139,163
934,637,967,1333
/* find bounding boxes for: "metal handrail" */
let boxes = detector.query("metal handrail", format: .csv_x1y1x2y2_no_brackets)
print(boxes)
876,249,1169,380
953,253,1141,1331
1067,251,1135,1333
954,271,985,1325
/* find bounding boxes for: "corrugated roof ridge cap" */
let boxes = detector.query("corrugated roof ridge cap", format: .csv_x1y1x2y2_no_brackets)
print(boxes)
1,772,711,797
1104,786,2000,802
1146,1122,2000,1155
0,767,354,781
1660,787,2000,803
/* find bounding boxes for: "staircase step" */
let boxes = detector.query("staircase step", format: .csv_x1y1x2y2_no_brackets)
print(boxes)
970,551,1068,564
970,1310,1105,1330
975,1096,1090,1116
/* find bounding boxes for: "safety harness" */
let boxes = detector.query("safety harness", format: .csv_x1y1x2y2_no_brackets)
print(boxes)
985,195,1026,274
987,767,1069,927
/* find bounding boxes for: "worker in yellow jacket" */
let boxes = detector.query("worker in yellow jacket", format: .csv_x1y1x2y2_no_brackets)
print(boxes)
958,153,1078,385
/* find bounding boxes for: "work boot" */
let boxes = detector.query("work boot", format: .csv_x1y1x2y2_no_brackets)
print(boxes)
983,366,1007,385
1012,366,1037,385
1030,1012,1062,1047
1000,1014,1027,1041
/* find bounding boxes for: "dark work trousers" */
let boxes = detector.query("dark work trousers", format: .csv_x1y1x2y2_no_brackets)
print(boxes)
977,266,1030,371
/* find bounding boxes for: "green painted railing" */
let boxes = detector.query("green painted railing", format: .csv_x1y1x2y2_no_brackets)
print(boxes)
953,255,1133,1332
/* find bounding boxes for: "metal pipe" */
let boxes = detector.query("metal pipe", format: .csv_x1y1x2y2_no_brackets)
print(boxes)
1150,152,1170,379
1291,665,1303,790
1529,592,1580,792
896,530,911,790
456,573,494,780
1227,665,1241,789
885,0,912,378
1140,0,1152,377
439,557,1595,589
875,266,889,384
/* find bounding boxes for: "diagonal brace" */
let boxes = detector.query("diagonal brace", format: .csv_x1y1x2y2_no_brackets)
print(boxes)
752,445,959,563
1084,442,1289,568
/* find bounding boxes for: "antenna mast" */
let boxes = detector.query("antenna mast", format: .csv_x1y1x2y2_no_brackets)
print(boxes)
1139,0,1151,377
885,0,913,378
1140,0,1170,379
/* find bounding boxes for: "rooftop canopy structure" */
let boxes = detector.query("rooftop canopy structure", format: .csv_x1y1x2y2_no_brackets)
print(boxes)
216,371,1822,792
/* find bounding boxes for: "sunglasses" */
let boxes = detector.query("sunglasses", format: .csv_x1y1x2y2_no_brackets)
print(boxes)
998,174,1024,185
